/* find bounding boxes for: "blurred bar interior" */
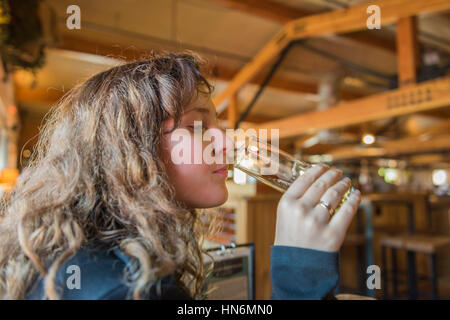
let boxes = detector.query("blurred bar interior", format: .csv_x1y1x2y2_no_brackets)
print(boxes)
0,0,449,300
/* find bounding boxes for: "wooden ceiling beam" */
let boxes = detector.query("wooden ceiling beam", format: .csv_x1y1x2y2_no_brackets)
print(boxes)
255,76,450,139
396,16,420,87
286,0,450,40
208,0,397,53
213,0,450,112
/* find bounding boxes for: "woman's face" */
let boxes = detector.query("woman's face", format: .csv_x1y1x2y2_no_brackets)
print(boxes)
160,92,232,209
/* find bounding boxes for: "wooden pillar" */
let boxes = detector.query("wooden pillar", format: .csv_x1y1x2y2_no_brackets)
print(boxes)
396,16,420,87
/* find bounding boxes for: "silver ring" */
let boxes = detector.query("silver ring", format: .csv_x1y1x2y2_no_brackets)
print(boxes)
318,200,335,216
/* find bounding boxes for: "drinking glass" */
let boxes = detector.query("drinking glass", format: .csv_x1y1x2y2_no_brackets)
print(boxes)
231,135,354,214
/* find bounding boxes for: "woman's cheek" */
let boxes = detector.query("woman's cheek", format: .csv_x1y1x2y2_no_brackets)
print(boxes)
178,164,228,207
181,164,212,193
162,133,228,207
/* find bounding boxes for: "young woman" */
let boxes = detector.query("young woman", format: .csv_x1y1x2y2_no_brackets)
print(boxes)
0,51,361,300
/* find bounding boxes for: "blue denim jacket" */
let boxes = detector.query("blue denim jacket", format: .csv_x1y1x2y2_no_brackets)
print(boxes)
26,244,339,300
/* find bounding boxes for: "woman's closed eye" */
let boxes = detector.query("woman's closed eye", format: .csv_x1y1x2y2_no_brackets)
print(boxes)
187,123,207,132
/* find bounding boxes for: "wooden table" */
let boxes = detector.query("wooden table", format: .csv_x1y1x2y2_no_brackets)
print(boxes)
360,192,430,299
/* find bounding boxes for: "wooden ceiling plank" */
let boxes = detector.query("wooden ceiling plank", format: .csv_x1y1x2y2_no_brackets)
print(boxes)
207,0,305,23
210,63,317,94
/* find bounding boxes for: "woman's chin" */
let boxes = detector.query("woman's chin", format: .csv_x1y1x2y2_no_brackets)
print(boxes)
198,187,229,208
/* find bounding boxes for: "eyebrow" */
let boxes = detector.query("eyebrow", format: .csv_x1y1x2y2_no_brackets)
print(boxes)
185,107,219,118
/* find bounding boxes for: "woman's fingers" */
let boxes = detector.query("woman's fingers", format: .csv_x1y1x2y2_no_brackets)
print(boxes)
329,189,362,237
284,164,329,200
300,168,343,207
313,177,352,223
276,164,362,252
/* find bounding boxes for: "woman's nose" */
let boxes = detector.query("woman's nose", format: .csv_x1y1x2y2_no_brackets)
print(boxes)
210,128,234,156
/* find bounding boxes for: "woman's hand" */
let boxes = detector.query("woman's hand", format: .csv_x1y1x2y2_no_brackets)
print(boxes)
274,164,361,252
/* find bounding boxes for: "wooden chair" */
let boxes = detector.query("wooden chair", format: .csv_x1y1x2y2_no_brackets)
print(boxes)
381,233,450,299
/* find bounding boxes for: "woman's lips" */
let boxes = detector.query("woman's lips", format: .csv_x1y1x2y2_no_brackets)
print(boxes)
213,165,229,177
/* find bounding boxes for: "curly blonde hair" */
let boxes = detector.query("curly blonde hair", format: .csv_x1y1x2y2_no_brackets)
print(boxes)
0,51,219,299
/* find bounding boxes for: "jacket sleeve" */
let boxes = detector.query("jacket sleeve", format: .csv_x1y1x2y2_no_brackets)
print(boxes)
270,245,339,300
98,275,193,300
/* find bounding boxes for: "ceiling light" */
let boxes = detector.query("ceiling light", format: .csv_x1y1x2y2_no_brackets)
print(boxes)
362,134,376,145
384,168,398,183
432,170,447,186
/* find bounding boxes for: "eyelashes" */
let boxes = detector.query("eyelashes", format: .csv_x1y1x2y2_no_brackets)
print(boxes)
187,124,202,129
187,124,207,132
